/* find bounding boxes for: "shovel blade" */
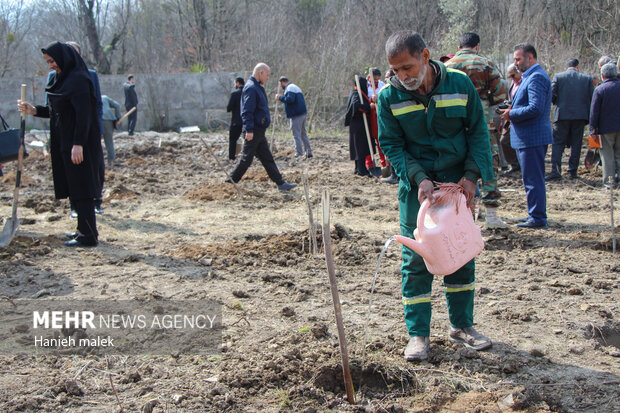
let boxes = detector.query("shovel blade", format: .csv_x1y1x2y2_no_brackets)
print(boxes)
0,218,20,247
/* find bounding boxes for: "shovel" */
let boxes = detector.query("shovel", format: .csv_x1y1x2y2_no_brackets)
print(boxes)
0,84,26,247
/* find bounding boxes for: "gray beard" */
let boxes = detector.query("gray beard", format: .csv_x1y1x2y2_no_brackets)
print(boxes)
400,65,427,91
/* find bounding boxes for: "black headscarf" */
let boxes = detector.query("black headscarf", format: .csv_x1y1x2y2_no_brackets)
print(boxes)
42,42,94,100
356,76,368,97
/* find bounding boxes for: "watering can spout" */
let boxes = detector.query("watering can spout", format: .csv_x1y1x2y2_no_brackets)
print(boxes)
393,235,432,261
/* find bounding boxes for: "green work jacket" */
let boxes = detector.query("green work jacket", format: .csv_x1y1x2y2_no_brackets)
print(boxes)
377,60,494,200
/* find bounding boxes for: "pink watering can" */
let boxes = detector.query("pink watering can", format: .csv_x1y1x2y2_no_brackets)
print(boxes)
394,183,484,276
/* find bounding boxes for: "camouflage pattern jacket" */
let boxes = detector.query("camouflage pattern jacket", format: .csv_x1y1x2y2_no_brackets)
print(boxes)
446,49,507,122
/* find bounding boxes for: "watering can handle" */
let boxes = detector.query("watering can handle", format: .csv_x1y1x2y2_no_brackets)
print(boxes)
416,198,432,235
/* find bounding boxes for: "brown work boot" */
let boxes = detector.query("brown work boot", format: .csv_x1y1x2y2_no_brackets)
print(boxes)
449,326,492,351
404,336,430,361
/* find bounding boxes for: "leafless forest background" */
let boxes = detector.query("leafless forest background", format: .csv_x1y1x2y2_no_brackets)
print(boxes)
1,0,619,127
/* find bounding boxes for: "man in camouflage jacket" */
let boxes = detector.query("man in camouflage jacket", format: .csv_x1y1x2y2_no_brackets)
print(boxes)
446,32,508,228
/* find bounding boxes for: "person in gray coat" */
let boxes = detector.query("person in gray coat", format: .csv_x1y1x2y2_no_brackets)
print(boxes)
101,95,121,165
547,58,594,180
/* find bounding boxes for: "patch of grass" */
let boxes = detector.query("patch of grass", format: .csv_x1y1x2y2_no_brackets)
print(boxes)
299,326,311,333
268,388,291,409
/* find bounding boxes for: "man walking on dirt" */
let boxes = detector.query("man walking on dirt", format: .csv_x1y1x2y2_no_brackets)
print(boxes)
445,32,508,228
226,63,297,191
377,31,494,361
276,76,313,159
123,75,138,136
546,58,593,181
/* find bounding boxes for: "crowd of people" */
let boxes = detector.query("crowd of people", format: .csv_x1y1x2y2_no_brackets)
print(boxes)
7,35,619,363
375,30,619,361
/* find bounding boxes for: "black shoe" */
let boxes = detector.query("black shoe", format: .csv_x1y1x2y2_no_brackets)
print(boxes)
355,170,371,177
545,173,561,181
64,237,98,247
306,154,313,159
516,219,548,229
568,172,577,179
65,232,79,239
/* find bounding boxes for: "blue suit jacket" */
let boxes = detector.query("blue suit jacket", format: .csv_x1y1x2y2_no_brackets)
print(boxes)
509,63,553,149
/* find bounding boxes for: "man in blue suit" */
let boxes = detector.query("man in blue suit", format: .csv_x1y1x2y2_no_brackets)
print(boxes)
499,43,552,229
547,58,594,180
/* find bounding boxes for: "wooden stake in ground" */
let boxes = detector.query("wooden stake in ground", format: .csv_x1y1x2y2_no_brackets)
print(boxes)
322,189,356,404
302,170,318,255
354,75,378,173
610,176,616,254
199,137,243,198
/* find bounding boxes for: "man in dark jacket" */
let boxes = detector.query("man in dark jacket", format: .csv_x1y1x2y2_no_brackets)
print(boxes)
276,76,313,158
590,63,620,188
547,58,594,180
123,74,138,135
227,63,297,191
226,77,245,161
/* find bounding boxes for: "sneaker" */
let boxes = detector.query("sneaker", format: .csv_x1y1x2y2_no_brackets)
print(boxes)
485,214,507,229
380,175,398,184
277,182,297,192
404,336,430,361
94,206,104,215
70,210,78,219
449,326,492,351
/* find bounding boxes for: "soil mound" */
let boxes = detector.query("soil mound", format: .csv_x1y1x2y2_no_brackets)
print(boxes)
105,184,140,201
1,170,36,186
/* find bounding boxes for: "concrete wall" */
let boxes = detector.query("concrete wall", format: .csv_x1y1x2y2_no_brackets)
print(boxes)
0,72,241,132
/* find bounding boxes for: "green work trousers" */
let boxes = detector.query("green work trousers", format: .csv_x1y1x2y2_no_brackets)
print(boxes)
399,178,475,337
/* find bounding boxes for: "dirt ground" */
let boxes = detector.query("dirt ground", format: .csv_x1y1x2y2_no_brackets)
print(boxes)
0,130,618,412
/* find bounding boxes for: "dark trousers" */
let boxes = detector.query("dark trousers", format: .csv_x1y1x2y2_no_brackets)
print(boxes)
127,110,137,135
73,198,98,243
500,130,520,170
551,119,586,175
516,145,548,225
228,123,242,160
229,128,284,185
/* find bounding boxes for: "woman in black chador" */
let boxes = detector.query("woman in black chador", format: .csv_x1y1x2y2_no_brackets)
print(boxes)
18,42,102,247
344,76,372,176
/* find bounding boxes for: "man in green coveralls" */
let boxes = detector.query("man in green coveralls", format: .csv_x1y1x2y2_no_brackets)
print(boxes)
377,31,495,361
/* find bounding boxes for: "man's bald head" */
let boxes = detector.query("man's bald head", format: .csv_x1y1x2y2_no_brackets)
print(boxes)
253,63,271,85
